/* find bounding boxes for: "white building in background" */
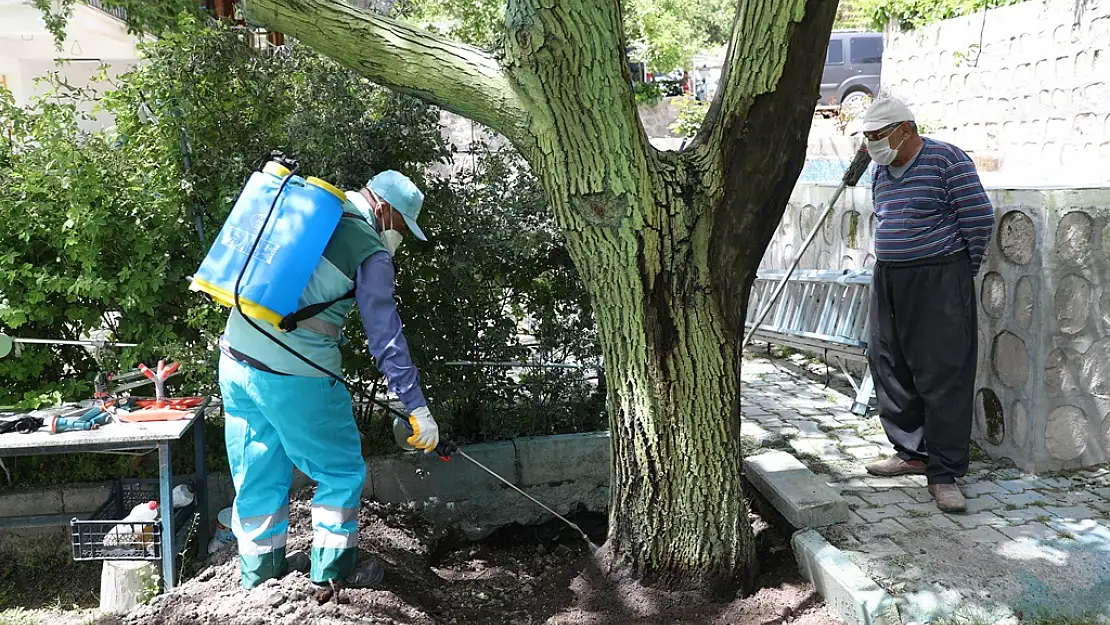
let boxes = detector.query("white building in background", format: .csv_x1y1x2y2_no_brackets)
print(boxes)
0,0,144,131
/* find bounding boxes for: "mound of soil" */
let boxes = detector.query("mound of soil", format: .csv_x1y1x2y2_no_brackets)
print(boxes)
88,486,841,625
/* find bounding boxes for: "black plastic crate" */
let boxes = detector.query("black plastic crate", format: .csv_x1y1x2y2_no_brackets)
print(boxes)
70,477,198,562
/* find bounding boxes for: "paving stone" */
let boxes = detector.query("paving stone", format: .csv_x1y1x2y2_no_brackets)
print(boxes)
740,421,785,448
897,513,959,531
898,502,941,516
831,431,871,447
1091,487,1110,501
841,494,869,509
864,537,907,558
998,522,1057,542
856,518,907,538
790,438,848,462
1041,504,1098,521
961,481,1008,497
838,476,907,490
787,419,827,438
844,445,883,460
811,414,846,428
964,494,1006,513
793,530,899,625
997,491,1049,507
1089,500,1110,516
903,487,936,504
858,506,904,523
993,506,1053,524
743,451,849,528
961,526,1009,544
952,511,1007,529
859,489,916,507
1037,476,1077,490
846,511,869,526
892,474,928,488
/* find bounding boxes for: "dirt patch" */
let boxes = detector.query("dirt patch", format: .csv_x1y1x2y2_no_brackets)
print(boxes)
24,485,842,625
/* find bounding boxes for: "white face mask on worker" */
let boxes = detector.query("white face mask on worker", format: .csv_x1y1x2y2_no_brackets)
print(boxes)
379,209,403,257
867,132,906,167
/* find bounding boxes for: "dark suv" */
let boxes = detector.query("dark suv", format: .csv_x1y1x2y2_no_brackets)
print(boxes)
817,31,883,114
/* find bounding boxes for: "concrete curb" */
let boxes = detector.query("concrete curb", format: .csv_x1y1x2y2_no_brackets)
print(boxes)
793,529,901,625
743,450,849,528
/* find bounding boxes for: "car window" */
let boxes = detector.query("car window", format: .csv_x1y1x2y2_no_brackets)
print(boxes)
850,37,883,64
826,40,844,65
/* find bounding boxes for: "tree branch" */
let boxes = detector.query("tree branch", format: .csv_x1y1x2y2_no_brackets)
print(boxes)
243,0,530,147
699,0,839,333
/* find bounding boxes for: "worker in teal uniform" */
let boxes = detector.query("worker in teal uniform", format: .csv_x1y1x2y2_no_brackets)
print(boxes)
218,170,440,589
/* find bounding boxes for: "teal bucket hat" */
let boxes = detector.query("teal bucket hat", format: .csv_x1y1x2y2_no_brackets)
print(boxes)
368,170,427,241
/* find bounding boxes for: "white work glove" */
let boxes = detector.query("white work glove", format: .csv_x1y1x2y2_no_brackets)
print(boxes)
407,406,439,453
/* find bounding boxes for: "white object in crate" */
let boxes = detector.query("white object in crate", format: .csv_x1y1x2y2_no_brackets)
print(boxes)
102,500,158,553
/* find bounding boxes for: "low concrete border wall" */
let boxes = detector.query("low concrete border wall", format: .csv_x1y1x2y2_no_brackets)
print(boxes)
0,431,611,555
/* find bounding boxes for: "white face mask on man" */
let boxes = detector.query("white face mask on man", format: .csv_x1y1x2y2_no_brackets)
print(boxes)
866,125,907,166
379,210,403,257
365,188,403,257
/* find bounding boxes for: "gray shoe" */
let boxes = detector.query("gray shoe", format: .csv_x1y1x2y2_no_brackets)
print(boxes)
343,557,385,589
866,456,926,476
285,550,310,575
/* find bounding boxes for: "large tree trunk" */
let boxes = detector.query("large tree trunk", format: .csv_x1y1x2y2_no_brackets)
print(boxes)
245,0,838,592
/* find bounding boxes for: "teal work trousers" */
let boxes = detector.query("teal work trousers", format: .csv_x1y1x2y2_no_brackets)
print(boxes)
219,354,365,589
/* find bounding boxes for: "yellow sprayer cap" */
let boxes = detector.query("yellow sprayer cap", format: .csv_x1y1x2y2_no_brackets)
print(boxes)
306,176,346,202
263,161,291,178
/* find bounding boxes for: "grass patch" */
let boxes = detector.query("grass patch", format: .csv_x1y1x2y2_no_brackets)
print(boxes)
905,509,929,518
1005,504,1019,511
1034,515,1052,524
1055,530,1076,541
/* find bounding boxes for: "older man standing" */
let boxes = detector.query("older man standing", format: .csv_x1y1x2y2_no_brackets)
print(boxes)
854,98,995,513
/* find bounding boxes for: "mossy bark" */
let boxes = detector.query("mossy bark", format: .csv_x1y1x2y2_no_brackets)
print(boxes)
245,0,838,591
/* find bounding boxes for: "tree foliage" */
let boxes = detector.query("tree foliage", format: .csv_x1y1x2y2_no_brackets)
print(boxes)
0,17,601,486
856,0,1027,30
32,0,204,45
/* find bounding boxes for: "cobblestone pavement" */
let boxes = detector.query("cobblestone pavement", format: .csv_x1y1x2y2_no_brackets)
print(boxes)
741,353,1110,624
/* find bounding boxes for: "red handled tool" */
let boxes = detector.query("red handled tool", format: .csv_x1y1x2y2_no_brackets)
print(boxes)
137,360,180,408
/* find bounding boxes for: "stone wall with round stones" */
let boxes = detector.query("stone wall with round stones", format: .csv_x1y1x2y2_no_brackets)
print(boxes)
764,183,1110,473
880,0,1110,185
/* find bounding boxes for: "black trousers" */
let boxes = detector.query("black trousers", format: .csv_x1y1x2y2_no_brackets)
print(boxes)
867,251,978,484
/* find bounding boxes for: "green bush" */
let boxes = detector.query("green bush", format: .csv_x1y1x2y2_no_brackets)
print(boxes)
668,95,709,138
0,17,603,489
856,0,1028,31
633,81,665,107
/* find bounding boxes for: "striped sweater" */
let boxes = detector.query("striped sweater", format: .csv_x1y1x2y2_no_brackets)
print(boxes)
870,138,995,275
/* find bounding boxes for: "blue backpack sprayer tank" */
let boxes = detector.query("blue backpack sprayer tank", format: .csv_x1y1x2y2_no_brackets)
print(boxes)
190,152,347,330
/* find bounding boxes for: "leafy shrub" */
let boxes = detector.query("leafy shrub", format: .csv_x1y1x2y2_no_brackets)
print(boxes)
668,95,709,138
633,81,665,107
